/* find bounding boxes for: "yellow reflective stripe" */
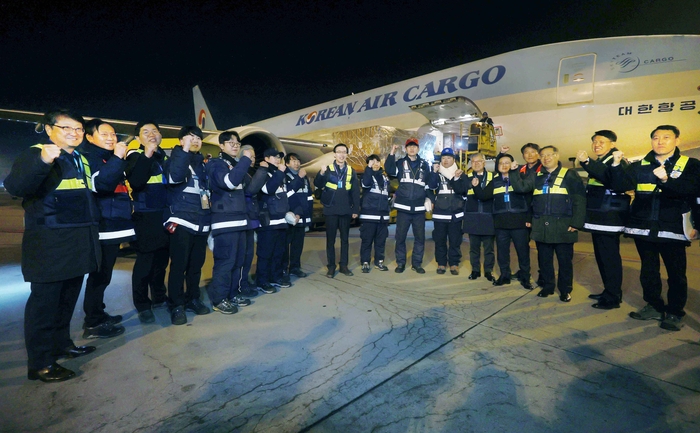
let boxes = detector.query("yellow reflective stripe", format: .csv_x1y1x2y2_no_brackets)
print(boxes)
466,172,493,195
493,186,507,195
673,155,689,172
636,183,656,192
534,168,568,195
55,178,87,190
147,174,164,184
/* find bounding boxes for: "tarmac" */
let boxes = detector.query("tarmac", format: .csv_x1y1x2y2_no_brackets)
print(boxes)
0,191,699,433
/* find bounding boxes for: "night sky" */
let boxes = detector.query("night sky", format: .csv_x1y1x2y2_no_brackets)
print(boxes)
1,0,699,178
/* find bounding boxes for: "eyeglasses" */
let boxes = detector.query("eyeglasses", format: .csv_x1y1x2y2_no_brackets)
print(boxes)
51,125,85,134
224,141,240,146
335,150,348,154
540,153,557,158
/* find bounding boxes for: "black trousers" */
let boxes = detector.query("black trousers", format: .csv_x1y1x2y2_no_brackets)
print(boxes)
256,228,286,285
591,232,623,303
468,234,495,273
209,231,246,305
283,224,306,272
495,228,530,280
167,229,207,307
83,243,120,327
325,214,351,269
634,238,688,317
395,212,425,267
25,276,84,369
132,246,169,312
536,241,574,295
360,221,389,264
433,220,463,267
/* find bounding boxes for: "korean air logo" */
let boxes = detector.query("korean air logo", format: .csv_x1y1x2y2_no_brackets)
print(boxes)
305,111,318,124
198,109,207,129
611,52,640,73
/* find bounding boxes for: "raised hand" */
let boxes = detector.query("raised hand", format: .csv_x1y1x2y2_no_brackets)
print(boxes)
576,150,589,162
40,144,61,164
114,142,128,159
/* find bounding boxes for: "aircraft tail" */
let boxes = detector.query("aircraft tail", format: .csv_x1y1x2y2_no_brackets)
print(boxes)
193,85,218,131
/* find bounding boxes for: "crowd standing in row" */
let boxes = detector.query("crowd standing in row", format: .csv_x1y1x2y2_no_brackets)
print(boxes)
5,109,697,382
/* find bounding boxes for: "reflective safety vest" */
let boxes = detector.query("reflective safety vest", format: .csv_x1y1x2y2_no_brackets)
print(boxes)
27,145,99,228
432,173,465,220
325,164,354,190
532,167,572,217
492,175,528,214
128,148,167,212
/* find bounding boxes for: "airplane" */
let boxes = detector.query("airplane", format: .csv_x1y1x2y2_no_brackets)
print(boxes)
2,34,699,176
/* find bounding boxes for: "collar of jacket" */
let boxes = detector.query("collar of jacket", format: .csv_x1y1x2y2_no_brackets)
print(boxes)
643,146,681,166
542,161,562,175
83,142,112,160
220,152,237,166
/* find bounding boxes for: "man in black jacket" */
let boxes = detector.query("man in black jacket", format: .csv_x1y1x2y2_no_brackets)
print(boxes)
125,122,169,323
576,130,630,309
81,119,131,338
5,109,100,382
283,153,313,278
385,138,431,274
314,143,360,278
609,125,700,331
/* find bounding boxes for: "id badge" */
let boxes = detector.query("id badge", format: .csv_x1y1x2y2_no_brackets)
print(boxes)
542,185,549,194
504,193,510,203
200,190,211,209
337,181,342,189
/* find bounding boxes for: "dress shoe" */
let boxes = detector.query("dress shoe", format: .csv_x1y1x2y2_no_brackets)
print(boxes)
492,276,511,286
537,289,554,298
28,363,75,383
411,266,425,274
82,313,123,329
339,266,354,276
138,309,155,323
588,293,604,300
560,293,572,302
55,345,97,359
185,298,211,315
289,268,308,278
484,272,494,282
395,265,405,273
326,268,336,278
467,272,480,280
436,267,446,275
519,279,534,290
450,266,459,276
83,322,126,339
591,299,620,310
171,306,187,325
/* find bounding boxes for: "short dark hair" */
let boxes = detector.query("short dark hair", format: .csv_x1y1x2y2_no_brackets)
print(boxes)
218,130,241,145
650,125,680,138
135,121,160,136
496,153,514,164
539,145,558,154
592,130,617,142
334,143,348,153
284,153,300,164
84,118,111,136
178,126,203,140
366,154,380,164
43,109,85,127
520,143,539,154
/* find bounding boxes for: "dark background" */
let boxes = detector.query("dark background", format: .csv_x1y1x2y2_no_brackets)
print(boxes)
1,0,699,179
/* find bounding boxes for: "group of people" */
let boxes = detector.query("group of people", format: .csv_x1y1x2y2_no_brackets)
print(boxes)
6,109,696,384
6,111,314,382
316,126,699,337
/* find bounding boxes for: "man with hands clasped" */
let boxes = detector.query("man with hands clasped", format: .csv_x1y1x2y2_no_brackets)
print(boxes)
314,143,360,278
608,125,700,331
359,154,391,273
509,146,586,302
